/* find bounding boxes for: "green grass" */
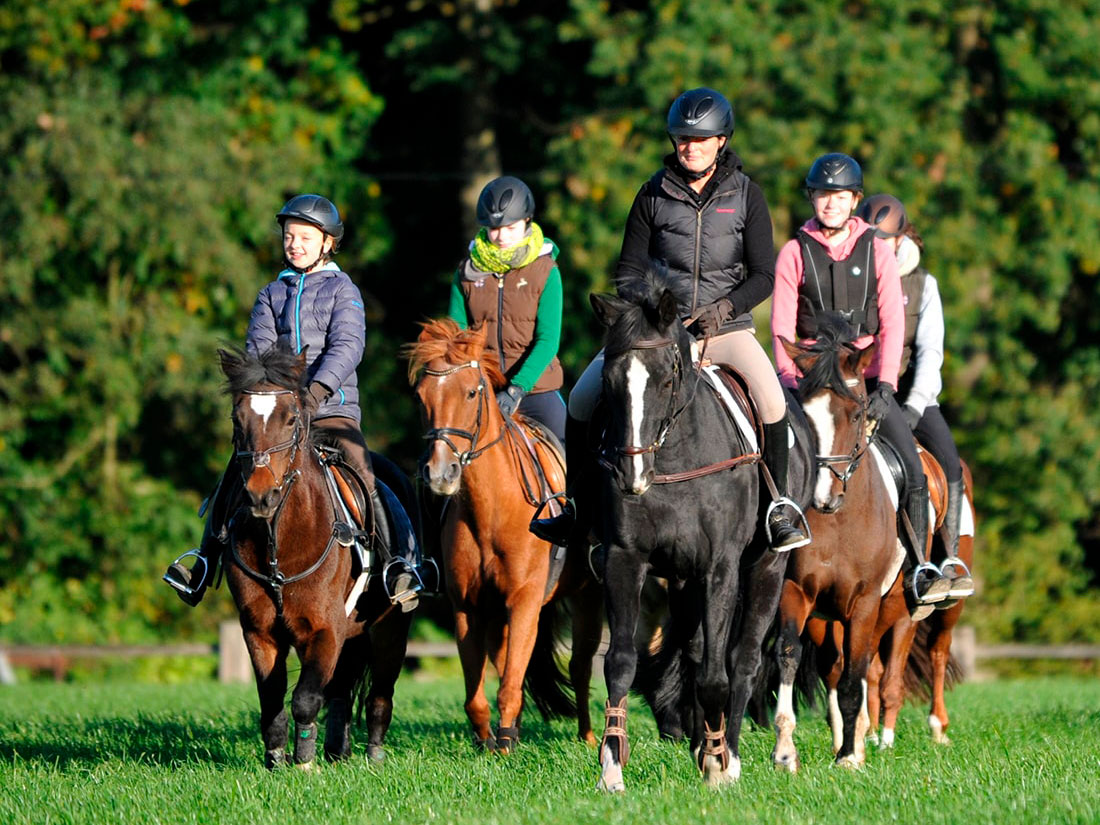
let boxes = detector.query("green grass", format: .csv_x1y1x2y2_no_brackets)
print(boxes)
1,676,1097,825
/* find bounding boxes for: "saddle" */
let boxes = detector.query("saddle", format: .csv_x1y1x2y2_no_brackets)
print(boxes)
509,416,569,599
699,364,762,453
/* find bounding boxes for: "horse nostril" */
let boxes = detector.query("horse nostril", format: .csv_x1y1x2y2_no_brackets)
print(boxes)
444,462,461,484
642,468,655,485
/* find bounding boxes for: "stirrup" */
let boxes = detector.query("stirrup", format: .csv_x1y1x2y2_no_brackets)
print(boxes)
162,549,208,597
419,557,442,596
939,556,975,599
382,558,422,612
906,562,952,609
765,497,812,552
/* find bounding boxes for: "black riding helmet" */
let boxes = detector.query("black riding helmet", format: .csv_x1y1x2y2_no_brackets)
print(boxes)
667,88,734,139
805,153,863,193
476,176,535,228
857,194,908,238
276,194,345,244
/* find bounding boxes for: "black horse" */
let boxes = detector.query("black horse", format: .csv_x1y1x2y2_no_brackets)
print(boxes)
591,269,788,790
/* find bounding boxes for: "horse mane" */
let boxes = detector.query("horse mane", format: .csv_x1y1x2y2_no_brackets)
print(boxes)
219,345,306,396
604,266,692,358
794,312,863,403
402,318,508,392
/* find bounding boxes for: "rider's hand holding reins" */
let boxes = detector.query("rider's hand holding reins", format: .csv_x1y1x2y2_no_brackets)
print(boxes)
867,382,895,423
496,384,526,417
691,297,734,338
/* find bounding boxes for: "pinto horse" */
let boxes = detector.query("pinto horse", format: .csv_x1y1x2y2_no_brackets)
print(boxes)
219,346,413,769
772,316,917,770
404,319,602,753
590,271,785,790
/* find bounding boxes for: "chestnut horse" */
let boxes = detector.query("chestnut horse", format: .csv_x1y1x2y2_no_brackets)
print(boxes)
404,319,602,753
220,346,413,769
772,316,916,770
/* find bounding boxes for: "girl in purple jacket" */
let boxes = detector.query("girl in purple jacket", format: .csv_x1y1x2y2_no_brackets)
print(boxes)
164,195,424,610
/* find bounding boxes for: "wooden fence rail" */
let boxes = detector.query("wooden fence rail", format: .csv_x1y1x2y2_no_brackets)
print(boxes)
2,624,1098,685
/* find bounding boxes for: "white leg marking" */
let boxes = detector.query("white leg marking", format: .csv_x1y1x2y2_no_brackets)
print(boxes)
249,393,277,427
881,727,895,748
773,683,799,772
828,688,843,753
802,395,836,508
626,356,649,493
597,743,625,793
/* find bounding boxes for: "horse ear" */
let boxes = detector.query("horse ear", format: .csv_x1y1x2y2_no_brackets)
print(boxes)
218,347,243,379
779,336,802,362
657,289,679,330
850,342,876,375
780,337,817,374
591,293,624,328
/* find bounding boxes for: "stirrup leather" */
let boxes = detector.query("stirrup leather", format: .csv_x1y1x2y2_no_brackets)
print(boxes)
765,496,812,552
163,549,208,596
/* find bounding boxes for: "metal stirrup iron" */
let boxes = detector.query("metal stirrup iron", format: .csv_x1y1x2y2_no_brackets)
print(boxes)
764,496,812,552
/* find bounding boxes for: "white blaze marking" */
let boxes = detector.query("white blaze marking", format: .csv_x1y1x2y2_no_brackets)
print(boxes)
249,393,277,427
626,355,649,491
803,394,836,507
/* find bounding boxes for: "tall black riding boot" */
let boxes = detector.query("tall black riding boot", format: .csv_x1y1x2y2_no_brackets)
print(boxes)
939,478,974,599
530,414,589,546
372,486,422,612
762,416,810,551
902,479,951,619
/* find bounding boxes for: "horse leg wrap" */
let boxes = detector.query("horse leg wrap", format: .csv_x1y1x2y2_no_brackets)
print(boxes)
495,725,520,753
599,698,630,766
294,722,318,765
700,716,730,772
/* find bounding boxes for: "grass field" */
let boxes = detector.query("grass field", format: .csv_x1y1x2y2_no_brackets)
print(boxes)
1,673,1097,825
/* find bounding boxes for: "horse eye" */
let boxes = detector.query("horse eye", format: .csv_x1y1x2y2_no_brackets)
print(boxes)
467,387,478,399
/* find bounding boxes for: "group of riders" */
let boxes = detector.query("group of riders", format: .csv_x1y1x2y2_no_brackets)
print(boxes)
164,86,974,620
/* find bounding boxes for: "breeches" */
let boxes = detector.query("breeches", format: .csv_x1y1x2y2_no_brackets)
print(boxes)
517,390,567,443
914,405,962,483
313,416,375,491
869,382,926,494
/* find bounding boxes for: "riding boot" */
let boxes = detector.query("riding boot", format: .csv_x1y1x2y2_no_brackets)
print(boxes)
164,504,221,607
762,416,810,551
902,479,952,620
530,414,589,546
938,478,974,600
372,486,422,613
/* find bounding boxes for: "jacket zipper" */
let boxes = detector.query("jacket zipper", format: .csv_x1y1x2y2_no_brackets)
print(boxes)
496,275,507,373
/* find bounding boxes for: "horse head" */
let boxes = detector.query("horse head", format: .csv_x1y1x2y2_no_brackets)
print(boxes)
592,269,694,496
780,314,875,512
220,346,311,519
404,319,508,496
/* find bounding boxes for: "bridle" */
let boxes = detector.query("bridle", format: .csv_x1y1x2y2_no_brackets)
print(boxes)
234,389,307,489
420,360,504,466
812,377,875,495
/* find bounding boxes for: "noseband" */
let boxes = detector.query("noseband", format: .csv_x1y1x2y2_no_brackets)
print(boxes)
421,360,504,466
813,378,873,493
235,389,307,489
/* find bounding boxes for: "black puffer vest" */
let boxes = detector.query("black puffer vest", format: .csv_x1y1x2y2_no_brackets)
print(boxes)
795,227,879,339
643,155,751,329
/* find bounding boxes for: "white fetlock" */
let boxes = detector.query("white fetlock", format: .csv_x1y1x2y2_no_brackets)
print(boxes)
596,744,625,793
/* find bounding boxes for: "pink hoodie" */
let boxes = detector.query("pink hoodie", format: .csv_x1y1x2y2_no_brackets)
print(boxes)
771,215,904,390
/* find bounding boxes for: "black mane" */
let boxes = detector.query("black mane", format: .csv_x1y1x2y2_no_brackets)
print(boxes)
604,266,691,358
795,312,862,402
220,345,306,396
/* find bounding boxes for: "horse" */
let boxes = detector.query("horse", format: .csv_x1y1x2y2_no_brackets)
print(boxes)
404,319,602,753
772,315,918,770
219,345,414,769
590,270,786,791
867,456,976,746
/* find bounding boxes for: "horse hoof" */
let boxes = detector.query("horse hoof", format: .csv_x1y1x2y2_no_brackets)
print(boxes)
474,736,498,753
834,754,863,770
366,745,386,763
596,775,626,794
264,749,286,771
295,760,316,772
772,753,799,774
580,731,598,747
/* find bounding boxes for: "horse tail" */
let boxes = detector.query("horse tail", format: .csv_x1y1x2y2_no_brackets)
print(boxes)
524,601,577,719
902,620,963,700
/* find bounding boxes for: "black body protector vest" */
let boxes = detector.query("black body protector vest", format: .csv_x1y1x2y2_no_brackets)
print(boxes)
795,227,879,339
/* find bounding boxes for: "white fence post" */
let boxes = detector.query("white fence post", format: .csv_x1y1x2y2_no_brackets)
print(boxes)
954,624,977,680
218,621,252,684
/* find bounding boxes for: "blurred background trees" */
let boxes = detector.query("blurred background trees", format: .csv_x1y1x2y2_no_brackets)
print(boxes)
1,0,1096,647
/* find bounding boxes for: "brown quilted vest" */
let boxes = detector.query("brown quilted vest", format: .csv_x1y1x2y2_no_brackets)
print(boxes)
898,267,927,377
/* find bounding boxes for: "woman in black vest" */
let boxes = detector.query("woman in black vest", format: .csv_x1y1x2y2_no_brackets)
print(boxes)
533,88,808,553
857,194,973,599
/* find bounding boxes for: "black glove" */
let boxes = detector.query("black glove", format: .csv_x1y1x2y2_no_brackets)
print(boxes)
866,383,895,423
495,384,526,418
903,405,922,430
693,297,734,337
308,381,331,407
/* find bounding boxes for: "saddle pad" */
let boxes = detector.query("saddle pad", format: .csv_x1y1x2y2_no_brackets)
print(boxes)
870,443,937,534
960,492,975,537
701,365,758,452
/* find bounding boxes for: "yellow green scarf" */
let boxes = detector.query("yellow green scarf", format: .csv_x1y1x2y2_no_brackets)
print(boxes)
469,222,545,274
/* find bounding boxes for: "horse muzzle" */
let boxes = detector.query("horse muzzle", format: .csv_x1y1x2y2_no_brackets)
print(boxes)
422,446,462,497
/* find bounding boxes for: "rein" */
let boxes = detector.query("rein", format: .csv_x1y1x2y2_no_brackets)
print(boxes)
420,360,505,466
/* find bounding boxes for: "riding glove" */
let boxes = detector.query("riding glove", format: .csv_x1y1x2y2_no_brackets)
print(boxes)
866,383,895,423
903,404,922,430
692,297,734,337
496,384,526,418
308,381,331,407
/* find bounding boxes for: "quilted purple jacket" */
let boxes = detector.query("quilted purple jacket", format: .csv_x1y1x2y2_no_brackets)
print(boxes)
245,263,365,422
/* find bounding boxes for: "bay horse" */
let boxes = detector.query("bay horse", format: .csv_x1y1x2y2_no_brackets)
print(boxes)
404,319,602,753
219,346,414,769
867,456,976,746
591,270,785,790
772,315,916,770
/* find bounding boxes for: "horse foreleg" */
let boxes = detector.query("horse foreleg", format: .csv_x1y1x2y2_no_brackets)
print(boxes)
570,585,603,746
290,629,340,769
696,561,737,786
454,608,493,750
494,587,542,754
244,630,289,770
362,610,411,762
773,581,813,773
927,607,961,744
835,603,878,768
866,650,884,747
324,634,371,762
598,552,647,793
879,614,918,749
